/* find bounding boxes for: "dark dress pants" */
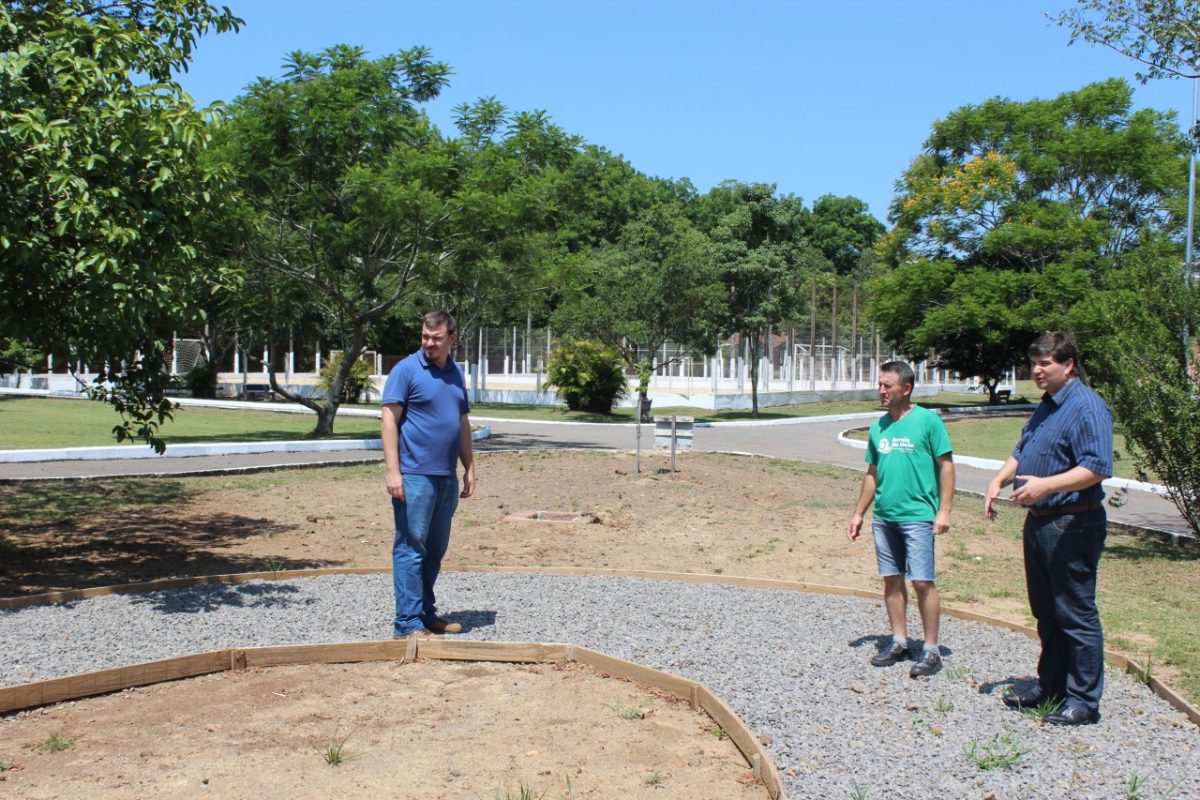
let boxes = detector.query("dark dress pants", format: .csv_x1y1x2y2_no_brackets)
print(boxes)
1022,507,1107,713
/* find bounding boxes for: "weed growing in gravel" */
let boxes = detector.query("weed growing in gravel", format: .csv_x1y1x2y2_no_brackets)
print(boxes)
1122,771,1184,800
39,734,73,753
643,770,668,786
706,724,728,740
603,702,645,720
943,666,971,682
266,557,285,578
1124,772,1149,799
932,697,955,713
964,731,1030,771
1022,695,1066,722
848,783,869,800
319,730,352,766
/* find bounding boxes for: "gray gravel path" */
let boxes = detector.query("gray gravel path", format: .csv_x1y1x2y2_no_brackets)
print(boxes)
3,572,1197,800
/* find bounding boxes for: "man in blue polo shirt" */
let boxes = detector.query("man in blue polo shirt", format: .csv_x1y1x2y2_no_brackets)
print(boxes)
382,311,475,639
985,332,1113,726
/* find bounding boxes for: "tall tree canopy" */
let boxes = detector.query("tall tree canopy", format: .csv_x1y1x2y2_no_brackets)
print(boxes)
805,194,886,276
217,46,577,435
554,195,725,417
871,79,1188,400
701,182,821,416
0,0,241,449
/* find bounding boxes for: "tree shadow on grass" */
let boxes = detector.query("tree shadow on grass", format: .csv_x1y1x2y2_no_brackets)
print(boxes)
0,506,343,598
1104,533,1200,564
0,478,192,526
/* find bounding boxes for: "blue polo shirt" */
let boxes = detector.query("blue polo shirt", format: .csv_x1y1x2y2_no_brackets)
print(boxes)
1012,377,1113,509
382,349,470,476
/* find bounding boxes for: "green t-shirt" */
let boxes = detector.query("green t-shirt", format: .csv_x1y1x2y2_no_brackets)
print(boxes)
866,405,953,522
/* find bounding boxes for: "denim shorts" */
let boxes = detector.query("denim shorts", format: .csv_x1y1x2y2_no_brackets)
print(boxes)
872,519,936,582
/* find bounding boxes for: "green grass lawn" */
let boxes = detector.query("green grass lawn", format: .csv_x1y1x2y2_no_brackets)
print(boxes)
0,396,381,449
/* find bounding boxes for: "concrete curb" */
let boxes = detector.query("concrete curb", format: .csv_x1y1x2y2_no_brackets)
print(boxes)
0,427,491,464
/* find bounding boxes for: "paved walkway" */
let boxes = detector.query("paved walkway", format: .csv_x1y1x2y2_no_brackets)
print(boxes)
0,414,1191,536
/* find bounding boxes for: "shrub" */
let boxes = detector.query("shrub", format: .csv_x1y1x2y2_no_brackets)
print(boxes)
319,352,374,404
545,339,627,414
182,361,218,398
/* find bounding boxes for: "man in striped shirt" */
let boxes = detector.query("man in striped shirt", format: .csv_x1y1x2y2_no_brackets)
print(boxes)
984,332,1113,726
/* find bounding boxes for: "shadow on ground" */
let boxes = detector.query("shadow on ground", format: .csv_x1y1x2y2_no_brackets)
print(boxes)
0,507,340,597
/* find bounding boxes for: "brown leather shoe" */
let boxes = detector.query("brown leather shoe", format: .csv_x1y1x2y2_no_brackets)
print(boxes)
427,618,462,635
392,628,439,640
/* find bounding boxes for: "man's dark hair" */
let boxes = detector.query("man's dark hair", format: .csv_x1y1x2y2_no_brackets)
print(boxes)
422,310,457,336
879,360,915,390
1028,331,1084,379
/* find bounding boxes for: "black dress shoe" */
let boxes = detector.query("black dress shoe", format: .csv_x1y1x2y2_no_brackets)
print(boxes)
1044,705,1100,726
1002,686,1050,709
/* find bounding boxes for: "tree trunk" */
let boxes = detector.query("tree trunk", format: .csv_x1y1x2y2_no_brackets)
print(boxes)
748,331,760,417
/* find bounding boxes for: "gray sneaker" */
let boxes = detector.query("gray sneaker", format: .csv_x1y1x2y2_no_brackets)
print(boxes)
869,641,909,667
909,648,943,678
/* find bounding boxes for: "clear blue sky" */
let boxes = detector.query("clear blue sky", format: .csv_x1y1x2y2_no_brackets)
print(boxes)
178,0,1195,224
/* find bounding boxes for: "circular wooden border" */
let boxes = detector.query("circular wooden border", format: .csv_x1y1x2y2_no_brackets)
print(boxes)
0,635,783,799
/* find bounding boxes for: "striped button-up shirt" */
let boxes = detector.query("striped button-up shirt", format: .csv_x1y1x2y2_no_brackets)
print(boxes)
1012,377,1114,509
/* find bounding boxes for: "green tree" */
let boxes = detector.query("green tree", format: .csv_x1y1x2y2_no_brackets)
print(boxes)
1054,0,1200,81
554,198,724,420
0,0,241,450
217,45,485,435
805,194,886,276
872,80,1188,402
702,183,819,416
417,102,582,344
1069,235,1200,533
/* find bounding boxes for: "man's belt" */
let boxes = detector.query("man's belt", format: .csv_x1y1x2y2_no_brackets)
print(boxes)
1026,502,1102,518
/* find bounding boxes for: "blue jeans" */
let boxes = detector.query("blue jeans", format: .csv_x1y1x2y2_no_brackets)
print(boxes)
1023,507,1107,713
392,474,459,636
872,519,936,582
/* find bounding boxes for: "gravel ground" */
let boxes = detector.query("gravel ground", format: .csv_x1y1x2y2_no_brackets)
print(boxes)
3,572,1198,800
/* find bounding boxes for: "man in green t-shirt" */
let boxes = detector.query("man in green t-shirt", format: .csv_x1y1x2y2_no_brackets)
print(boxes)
848,361,955,678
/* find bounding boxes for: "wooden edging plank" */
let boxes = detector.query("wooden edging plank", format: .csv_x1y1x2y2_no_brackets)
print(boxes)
0,651,228,714
5,563,1199,731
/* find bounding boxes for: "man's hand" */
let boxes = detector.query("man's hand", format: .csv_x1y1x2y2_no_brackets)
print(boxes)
847,513,864,542
386,471,405,501
934,508,951,535
460,465,475,499
1009,475,1053,507
984,479,1005,520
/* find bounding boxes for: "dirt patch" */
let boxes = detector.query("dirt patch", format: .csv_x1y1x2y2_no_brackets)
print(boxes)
0,449,1034,619
0,660,763,799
